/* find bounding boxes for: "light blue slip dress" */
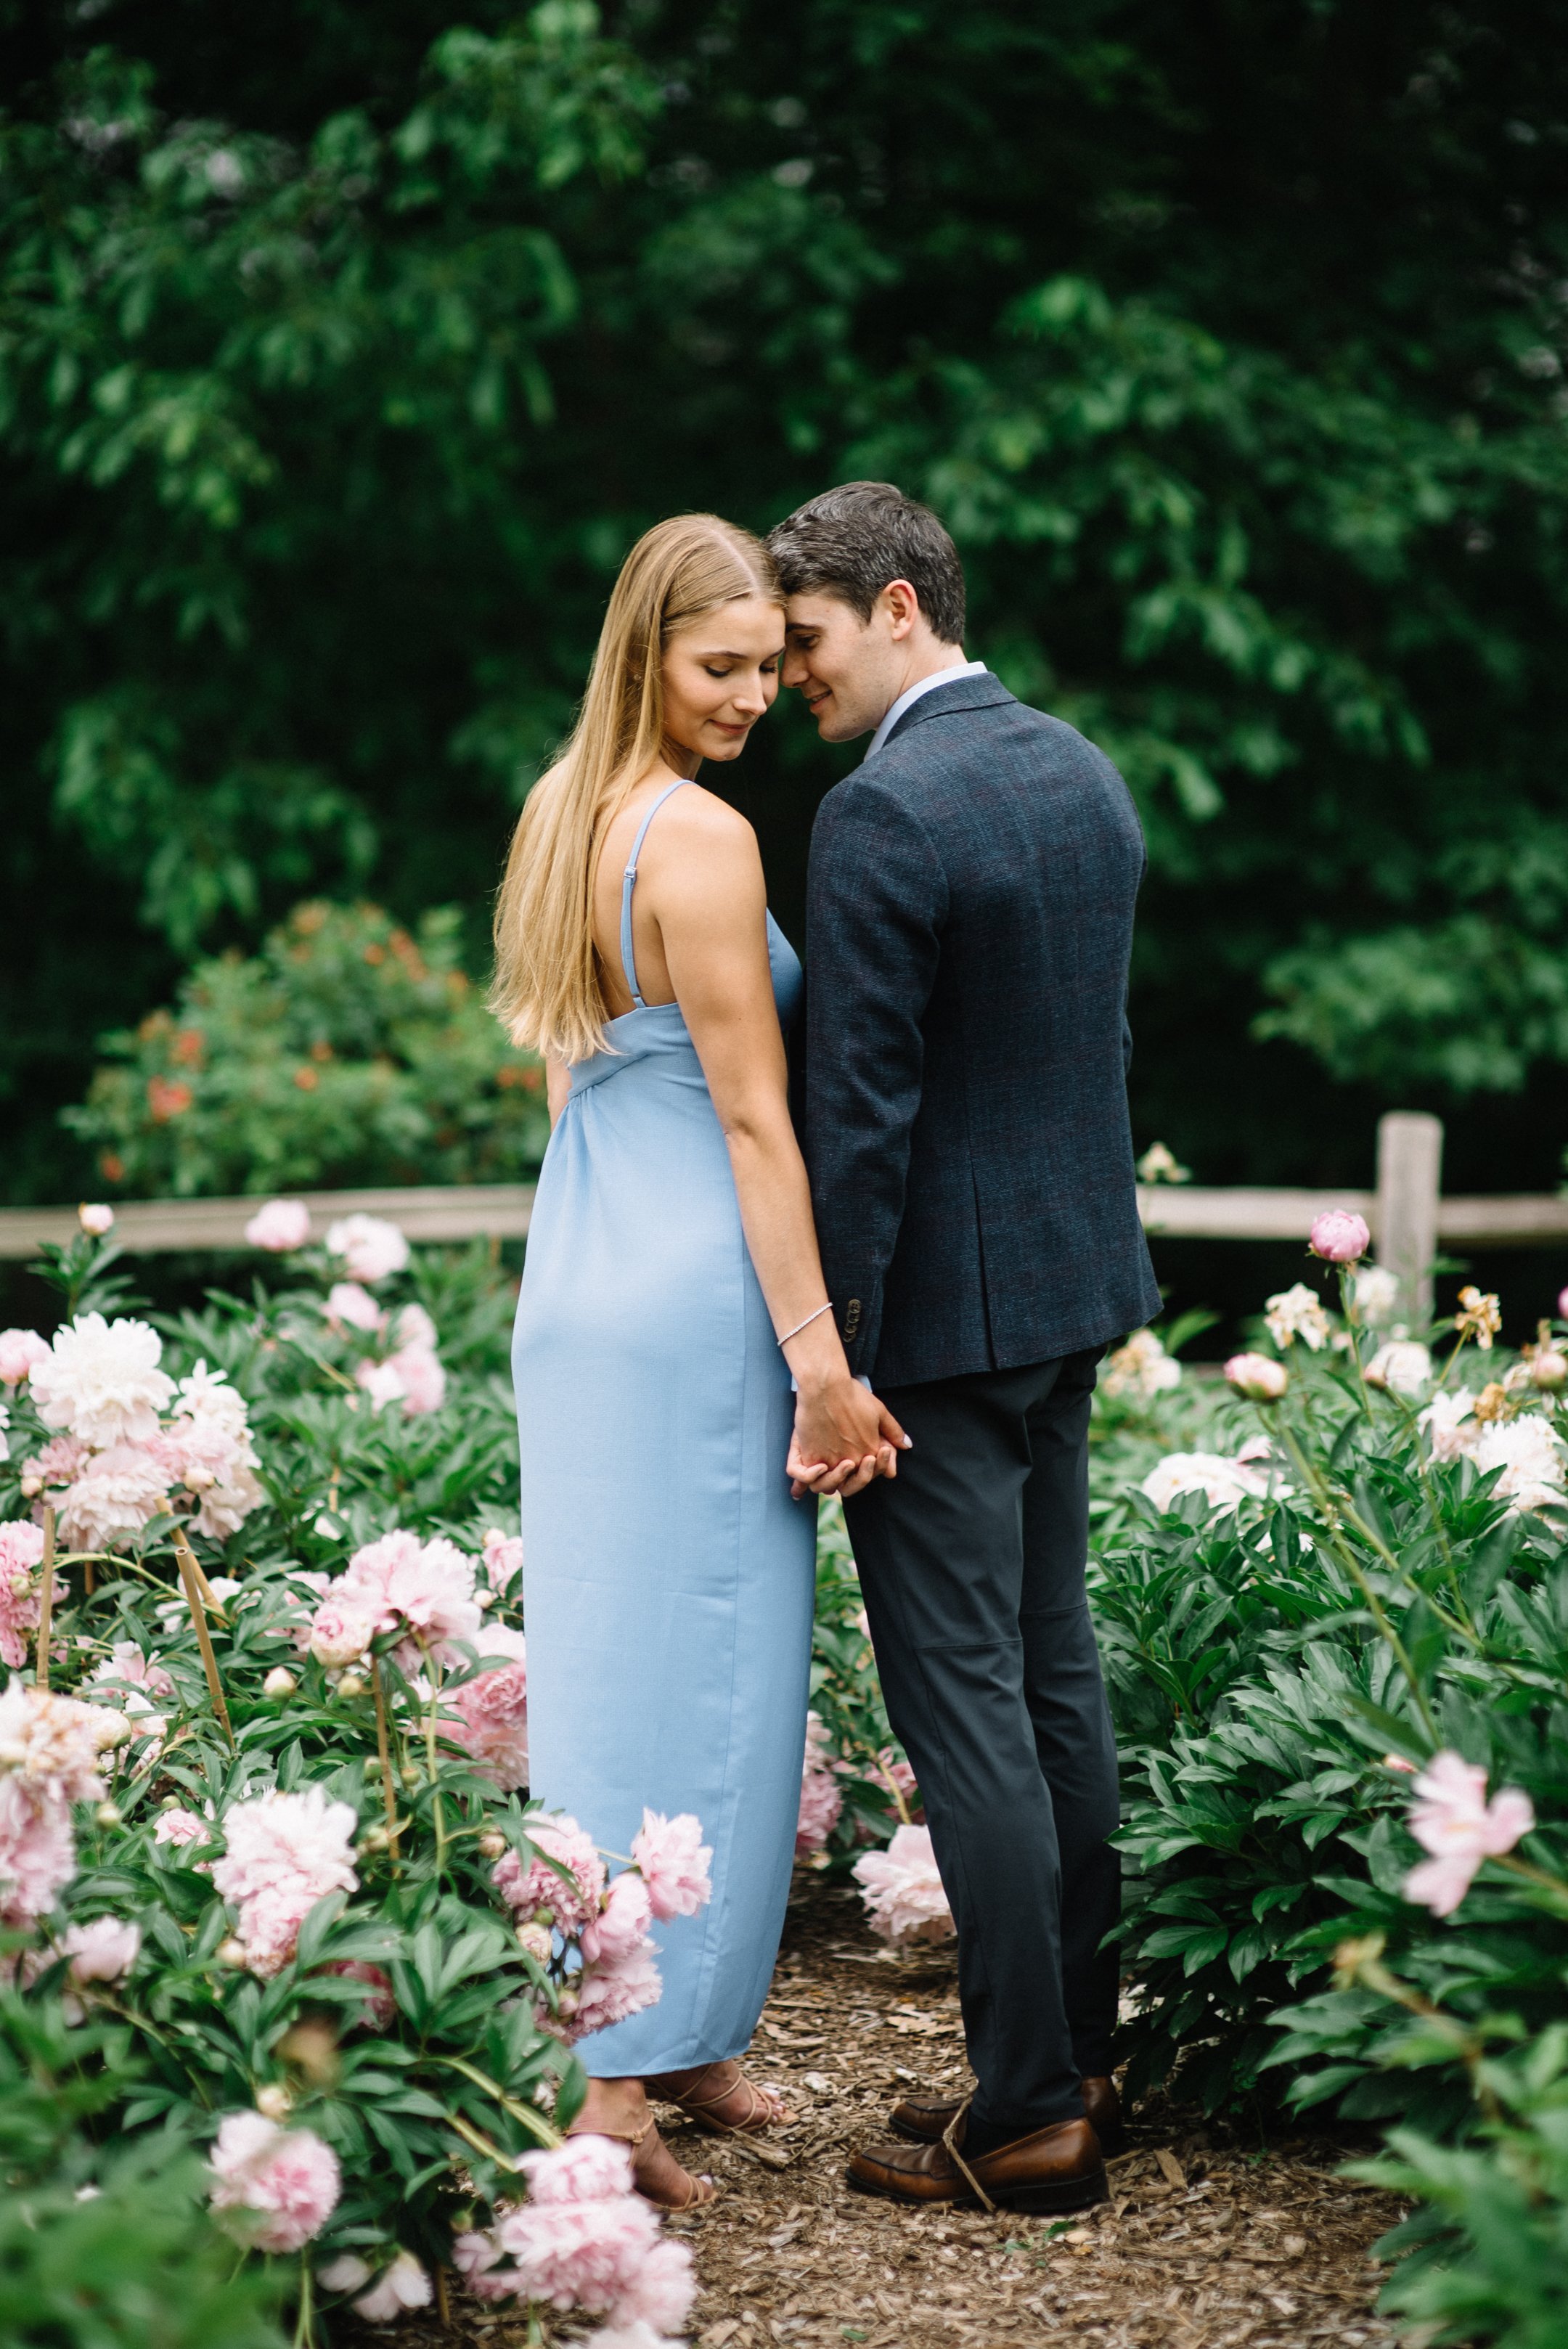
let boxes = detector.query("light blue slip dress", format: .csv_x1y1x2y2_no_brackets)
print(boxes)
513,780,816,2075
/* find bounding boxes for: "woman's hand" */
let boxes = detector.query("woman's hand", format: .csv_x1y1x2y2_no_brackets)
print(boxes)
786,1374,908,1501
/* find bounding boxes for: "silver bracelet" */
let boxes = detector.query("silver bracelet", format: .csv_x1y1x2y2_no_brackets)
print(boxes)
777,1302,834,1349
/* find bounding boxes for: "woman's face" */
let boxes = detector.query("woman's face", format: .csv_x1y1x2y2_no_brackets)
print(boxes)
661,595,784,766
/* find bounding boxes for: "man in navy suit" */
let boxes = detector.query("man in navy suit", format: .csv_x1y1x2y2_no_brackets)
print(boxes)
768,482,1160,2215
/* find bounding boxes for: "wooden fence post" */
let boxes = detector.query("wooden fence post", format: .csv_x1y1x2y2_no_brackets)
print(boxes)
1376,1111,1444,1326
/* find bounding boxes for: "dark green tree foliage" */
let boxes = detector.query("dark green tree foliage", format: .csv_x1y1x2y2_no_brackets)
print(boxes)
2,1,1566,1199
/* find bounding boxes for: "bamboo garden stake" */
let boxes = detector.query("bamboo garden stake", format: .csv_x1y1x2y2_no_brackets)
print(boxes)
171,1525,234,1747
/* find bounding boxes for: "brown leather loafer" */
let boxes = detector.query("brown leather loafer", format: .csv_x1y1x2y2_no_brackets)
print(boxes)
847,2115,1107,2213
890,2075,1127,2160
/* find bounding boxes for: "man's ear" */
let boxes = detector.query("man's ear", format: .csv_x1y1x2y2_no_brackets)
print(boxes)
881,579,920,641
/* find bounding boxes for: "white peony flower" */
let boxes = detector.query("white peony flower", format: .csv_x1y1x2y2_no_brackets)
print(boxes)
1102,1329,1182,1402
30,1315,174,1449
1365,1341,1433,1397
1352,1265,1401,1328
1474,1416,1567,1515
1419,1391,1481,1464
1264,1283,1331,1352
1141,1450,1280,1516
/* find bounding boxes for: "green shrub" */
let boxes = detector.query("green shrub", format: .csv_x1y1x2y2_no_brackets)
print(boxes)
0,1995,285,2348
64,900,548,1197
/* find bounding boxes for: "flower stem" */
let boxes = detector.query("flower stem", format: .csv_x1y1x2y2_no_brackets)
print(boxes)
35,1505,56,1691
371,1658,401,1863
293,2257,315,2349
418,1638,447,1872
428,2055,563,2147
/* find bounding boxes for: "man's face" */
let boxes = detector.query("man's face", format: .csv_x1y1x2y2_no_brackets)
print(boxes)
781,591,904,742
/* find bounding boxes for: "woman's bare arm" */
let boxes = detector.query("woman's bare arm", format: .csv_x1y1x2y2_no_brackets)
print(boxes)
640,790,907,1491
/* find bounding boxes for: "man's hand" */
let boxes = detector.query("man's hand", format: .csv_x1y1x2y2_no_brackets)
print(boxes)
788,1377,908,1501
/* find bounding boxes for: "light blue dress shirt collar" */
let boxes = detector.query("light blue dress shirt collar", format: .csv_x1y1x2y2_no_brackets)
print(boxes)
866,659,990,759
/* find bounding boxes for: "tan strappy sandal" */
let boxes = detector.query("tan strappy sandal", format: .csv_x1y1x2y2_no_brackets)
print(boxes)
646,2061,793,2137
566,2117,718,2212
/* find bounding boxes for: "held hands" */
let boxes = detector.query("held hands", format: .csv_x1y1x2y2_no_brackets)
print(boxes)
786,1373,910,1502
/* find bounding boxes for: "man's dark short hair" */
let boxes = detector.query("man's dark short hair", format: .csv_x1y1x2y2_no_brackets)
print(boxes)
766,481,966,647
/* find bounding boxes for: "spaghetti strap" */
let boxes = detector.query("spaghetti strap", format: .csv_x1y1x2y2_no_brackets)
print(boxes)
619,779,691,1007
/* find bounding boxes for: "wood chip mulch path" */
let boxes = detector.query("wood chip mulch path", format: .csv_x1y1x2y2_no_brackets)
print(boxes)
383,1868,1408,2349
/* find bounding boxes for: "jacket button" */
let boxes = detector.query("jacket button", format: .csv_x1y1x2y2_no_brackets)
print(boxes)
843,1299,862,1339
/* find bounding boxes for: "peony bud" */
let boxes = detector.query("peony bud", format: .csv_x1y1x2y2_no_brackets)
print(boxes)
1225,1352,1288,1402
94,1801,122,1828
478,1831,507,1859
262,1667,298,1699
335,1672,367,1699
1531,1349,1568,1393
78,1202,115,1237
515,1921,553,1965
94,1714,132,1750
216,1937,248,1968
256,2083,293,2121
1309,1209,1370,1264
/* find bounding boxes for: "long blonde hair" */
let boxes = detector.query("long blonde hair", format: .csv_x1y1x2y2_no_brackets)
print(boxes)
491,514,780,1063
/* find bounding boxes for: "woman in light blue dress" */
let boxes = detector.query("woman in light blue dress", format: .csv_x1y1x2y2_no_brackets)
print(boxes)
493,516,905,2208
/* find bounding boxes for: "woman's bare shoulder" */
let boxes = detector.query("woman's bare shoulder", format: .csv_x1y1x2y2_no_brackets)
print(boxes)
639,777,760,873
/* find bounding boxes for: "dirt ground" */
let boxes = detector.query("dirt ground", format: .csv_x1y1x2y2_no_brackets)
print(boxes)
383,1869,1408,2349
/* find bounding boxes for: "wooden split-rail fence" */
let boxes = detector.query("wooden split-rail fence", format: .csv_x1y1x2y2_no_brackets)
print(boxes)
1,1114,1564,1324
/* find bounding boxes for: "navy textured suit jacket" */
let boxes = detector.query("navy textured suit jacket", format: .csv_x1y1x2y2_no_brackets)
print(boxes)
804,671,1161,1387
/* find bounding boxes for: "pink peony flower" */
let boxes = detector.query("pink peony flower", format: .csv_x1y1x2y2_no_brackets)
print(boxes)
319,1958,396,2031
355,1358,407,1411
326,1281,385,1334
1559,1285,1568,1321
308,1594,377,1669
501,2140,661,2308
335,1529,480,1662
62,1914,140,1985
394,1303,438,1352
352,2250,431,2323
30,1314,174,1449
87,1642,174,1702
0,1521,45,1671
387,1341,446,1415
448,1625,529,1791
208,2112,341,2252
608,2236,698,2334
796,1757,843,1857
1402,1749,1536,1916
452,2229,524,2303
56,1444,173,1555
589,2324,676,2349
1224,1352,1288,1403
18,1434,88,1500
154,1806,211,1850
494,1814,606,1934
324,1214,409,1284
480,1528,524,1593
0,1778,76,1929
580,1870,653,1968
0,1331,50,1388
852,1823,956,1947
211,1786,359,1977
630,1810,712,1921
568,1941,663,2040
1310,1209,1371,1264
0,1680,123,1805
243,1199,311,1251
